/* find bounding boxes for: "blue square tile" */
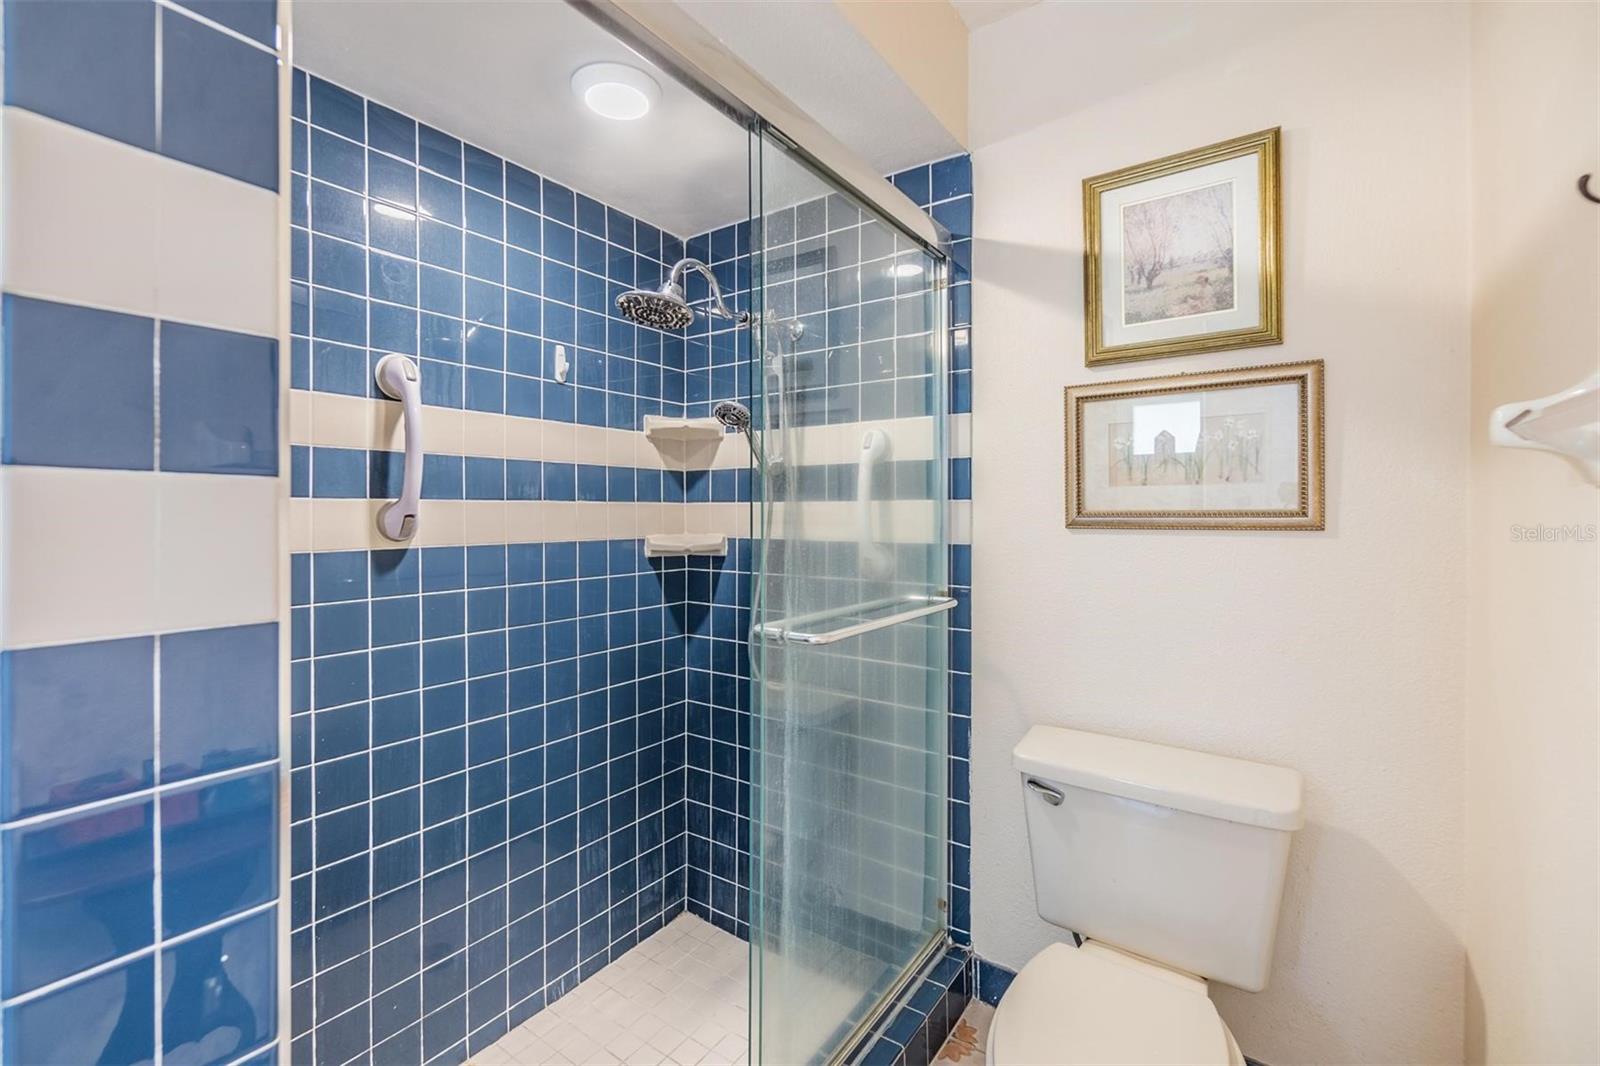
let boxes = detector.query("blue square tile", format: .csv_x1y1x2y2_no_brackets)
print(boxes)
176,0,276,45
2,295,154,470
311,232,366,296
161,909,277,1061
161,769,276,935
2,797,155,996
3,955,155,1066
419,123,462,180
0,636,154,819
310,127,364,192
161,10,278,189
930,155,972,201
369,101,417,161
160,623,278,782
308,75,362,141
3,0,156,150
159,321,278,475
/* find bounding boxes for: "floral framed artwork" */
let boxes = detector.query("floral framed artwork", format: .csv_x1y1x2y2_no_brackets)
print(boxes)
1064,360,1324,530
1083,128,1283,366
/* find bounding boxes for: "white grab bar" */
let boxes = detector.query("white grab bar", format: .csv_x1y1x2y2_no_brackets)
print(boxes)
375,354,422,541
858,428,892,578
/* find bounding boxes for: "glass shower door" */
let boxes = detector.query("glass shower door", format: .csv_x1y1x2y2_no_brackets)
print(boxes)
748,129,951,1065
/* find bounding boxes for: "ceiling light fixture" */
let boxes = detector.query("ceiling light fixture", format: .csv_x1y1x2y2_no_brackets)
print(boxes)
571,62,660,121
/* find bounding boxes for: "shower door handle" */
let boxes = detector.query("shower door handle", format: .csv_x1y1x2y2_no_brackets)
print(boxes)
754,594,956,645
375,354,422,541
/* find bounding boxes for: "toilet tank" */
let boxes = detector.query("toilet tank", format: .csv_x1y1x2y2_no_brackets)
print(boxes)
1013,725,1303,992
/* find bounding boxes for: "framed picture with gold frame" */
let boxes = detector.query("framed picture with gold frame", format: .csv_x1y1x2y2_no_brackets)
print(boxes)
1083,128,1282,366
1064,360,1324,530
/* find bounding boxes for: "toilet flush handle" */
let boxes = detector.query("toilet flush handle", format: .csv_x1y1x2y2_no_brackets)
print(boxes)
1025,778,1065,806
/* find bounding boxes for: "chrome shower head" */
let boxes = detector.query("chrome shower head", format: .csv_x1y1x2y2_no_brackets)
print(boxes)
616,257,746,330
615,285,695,331
712,400,752,433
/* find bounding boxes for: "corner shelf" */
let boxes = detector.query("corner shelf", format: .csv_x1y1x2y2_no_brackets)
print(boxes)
642,415,724,444
1490,371,1600,482
644,533,728,558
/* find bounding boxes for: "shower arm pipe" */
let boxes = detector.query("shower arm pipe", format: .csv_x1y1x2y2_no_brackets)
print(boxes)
667,257,744,323
567,0,948,256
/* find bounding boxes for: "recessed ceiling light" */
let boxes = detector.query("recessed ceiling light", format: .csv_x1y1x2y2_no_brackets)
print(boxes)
572,62,660,121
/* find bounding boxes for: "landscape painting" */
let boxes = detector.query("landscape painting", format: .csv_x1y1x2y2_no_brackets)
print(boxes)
1083,127,1282,365
1120,181,1236,326
1107,407,1266,486
1064,359,1326,531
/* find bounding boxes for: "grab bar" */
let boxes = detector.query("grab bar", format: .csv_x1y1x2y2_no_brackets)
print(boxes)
375,353,421,541
754,593,956,646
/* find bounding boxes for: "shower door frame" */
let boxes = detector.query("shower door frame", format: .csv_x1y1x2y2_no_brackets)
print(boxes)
747,127,955,1064
566,5,956,1062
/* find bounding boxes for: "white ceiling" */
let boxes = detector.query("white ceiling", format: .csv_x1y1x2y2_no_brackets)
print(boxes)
672,0,965,178
294,0,752,238
950,0,1040,31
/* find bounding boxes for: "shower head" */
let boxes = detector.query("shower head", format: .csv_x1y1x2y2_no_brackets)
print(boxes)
615,286,695,331
616,257,746,330
712,400,752,433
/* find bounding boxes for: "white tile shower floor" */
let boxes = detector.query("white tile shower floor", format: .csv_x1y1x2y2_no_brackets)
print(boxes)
470,914,750,1066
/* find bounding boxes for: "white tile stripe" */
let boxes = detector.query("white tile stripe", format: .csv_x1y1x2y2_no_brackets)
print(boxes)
1,108,278,339
286,393,971,467
285,498,971,553
0,467,279,650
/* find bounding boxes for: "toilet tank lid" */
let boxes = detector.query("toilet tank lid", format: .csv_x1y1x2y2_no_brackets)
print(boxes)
1013,725,1304,830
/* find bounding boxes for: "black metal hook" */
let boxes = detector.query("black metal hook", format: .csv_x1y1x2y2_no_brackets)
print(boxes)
1581,174,1600,204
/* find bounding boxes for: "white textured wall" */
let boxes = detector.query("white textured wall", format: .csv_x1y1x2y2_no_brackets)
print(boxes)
1464,3,1599,1063
967,4,1473,1063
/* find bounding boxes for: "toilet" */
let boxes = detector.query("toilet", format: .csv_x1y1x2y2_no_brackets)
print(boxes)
989,725,1304,1065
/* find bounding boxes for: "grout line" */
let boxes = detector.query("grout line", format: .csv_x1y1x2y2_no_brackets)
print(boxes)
0,757,281,832
155,0,277,57
0,898,280,1010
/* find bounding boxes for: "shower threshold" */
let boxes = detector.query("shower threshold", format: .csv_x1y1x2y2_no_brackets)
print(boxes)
470,914,749,1066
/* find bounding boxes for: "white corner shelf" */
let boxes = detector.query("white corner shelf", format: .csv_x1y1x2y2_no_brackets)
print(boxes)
642,415,724,444
644,533,728,558
1490,371,1600,483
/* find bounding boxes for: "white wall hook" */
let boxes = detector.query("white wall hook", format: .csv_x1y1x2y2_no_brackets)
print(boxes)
375,353,423,540
1489,371,1600,483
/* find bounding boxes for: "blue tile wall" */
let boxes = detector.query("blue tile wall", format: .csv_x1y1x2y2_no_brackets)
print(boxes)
681,542,753,937
1,295,156,470
159,323,280,476
0,636,155,819
0,631,279,1059
290,542,692,1065
290,69,696,428
2,0,279,191
856,948,973,1066
0,294,278,476
0,3,284,1064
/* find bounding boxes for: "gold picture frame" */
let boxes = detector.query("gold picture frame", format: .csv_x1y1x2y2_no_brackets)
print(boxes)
1064,359,1324,530
1083,128,1283,366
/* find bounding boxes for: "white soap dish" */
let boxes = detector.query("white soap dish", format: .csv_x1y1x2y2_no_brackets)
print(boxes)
642,415,724,444
644,533,728,558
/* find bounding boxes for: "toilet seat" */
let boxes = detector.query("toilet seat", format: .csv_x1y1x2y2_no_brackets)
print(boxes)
986,942,1244,1066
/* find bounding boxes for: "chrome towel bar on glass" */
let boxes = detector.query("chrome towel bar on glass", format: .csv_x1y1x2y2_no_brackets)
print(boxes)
753,593,957,646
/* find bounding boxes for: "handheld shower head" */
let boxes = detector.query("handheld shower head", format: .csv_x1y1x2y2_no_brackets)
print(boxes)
616,257,746,330
712,400,752,433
